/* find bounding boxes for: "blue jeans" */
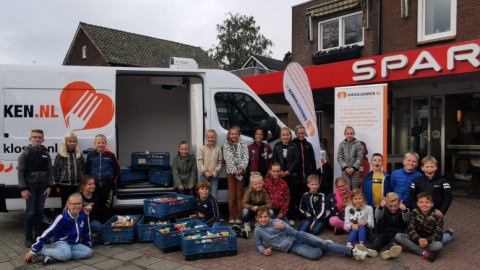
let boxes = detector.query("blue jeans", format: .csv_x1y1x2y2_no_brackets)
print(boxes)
25,186,47,239
347,225,369,243
41,241,92,261
297,217,325,235
200,173,218,199
290,231,352,260
90,220,103,233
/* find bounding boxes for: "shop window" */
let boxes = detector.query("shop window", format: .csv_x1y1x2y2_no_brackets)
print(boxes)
417,0,457,42
318,12,363,51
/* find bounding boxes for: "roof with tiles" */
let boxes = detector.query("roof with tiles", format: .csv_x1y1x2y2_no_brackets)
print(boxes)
64,22,219,69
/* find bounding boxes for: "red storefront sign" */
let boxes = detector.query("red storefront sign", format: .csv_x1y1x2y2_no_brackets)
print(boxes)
243,40,480,95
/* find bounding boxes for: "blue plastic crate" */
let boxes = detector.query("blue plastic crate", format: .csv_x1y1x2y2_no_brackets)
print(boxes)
131,152,170,167
137,216,169,242
149,169,173,186
120,167,148,182
143,194,193,218
153,218,207,252
101,215,140,244
181,226,237,260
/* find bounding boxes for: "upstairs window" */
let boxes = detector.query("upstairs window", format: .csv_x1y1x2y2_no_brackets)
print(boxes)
418,0,457,42
318,12,363,51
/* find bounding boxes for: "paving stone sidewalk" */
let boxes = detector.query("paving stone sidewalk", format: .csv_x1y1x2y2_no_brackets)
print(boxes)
1,197,479,270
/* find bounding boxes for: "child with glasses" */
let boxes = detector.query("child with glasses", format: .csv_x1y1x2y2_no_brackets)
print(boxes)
18,129,54,248
24,193,92,265
329,177,352,235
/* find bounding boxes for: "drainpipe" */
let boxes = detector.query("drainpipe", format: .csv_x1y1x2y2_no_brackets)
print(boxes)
377,0,382,55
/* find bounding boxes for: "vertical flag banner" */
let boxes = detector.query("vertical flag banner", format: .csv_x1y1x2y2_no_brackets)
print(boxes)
333,84,388,181
283,62,326,169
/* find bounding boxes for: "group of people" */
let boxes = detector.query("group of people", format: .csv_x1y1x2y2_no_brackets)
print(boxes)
328,126,453,262
20,129,119,264
19,124,454,265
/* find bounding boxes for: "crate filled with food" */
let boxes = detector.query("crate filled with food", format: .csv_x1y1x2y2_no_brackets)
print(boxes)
136,216,169,242
143,194,193,219
153,218,207,253
181,226,237,260
131,151,170,169
102,215,140,244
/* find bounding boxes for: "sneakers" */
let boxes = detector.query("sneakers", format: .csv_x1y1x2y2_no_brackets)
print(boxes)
352,246,367,261
235,219,242,225
24,238,33,248
288,220,295,226
445,228,455,236
355,244,378,258
43,256,57,265
244,222,251,232
228,220,235,224
334,227,346,235
422,251,438,262
381,245,402,259
231,225,249,239
346,242,353,248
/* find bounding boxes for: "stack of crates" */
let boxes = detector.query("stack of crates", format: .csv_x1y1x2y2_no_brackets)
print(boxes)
101,215,141,244
125,151,172,187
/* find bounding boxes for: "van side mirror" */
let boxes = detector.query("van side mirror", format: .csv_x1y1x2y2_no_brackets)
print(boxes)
266,116,280,143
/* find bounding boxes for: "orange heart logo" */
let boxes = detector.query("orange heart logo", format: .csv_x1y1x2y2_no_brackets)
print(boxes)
337,91,347,100
60,81,115,131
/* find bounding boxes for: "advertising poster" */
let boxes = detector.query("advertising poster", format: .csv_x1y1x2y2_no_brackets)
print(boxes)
333,84,388,184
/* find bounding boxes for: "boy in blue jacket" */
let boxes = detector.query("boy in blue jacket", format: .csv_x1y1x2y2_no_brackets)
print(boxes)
254,206,374,261
390,152,422,209
85,134,120,223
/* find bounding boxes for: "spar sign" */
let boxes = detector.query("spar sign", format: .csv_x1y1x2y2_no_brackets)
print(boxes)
283,62,326,169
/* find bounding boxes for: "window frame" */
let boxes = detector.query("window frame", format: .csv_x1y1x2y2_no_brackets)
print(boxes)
318,11,364,52
417,0,457,42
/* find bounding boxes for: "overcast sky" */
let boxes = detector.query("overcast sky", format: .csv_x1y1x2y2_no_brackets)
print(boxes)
0,0,307,66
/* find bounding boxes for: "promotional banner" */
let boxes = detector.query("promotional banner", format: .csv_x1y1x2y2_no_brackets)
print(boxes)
283,62,326,169
333,84,388,183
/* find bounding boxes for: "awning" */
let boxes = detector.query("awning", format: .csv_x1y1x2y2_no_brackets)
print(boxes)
307,0,362,19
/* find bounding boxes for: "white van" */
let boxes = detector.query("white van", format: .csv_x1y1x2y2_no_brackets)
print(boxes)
0,62,283,211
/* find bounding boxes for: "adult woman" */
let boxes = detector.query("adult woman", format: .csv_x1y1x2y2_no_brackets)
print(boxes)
24,193,92,265
328,177,352,234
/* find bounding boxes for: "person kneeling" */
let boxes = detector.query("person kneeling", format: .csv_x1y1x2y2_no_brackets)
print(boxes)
24,193,92,265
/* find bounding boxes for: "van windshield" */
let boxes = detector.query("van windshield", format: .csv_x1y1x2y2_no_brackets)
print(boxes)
214,92,270,138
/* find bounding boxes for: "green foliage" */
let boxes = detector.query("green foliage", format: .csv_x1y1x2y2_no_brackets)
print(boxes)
209,12,274,71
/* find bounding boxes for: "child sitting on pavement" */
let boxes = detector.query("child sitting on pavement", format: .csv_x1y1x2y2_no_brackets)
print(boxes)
368,192,409,260
192,180,224,227
241,172,273,232
344,189,375,256
298,174,326,235
254,205,374,261
395,192,444,262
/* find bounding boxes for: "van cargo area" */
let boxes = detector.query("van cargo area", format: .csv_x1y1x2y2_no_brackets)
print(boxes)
114,74,194,207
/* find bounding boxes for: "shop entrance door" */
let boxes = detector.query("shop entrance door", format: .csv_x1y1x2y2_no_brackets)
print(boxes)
410,96,445,173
